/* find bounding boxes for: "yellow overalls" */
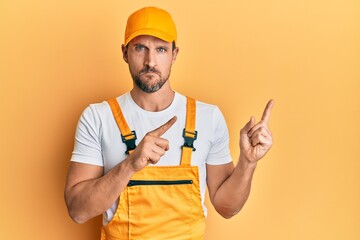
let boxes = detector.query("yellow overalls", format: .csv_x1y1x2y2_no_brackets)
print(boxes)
101,97,205,240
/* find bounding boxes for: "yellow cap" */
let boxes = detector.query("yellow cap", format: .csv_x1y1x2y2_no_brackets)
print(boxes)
124,7,177,46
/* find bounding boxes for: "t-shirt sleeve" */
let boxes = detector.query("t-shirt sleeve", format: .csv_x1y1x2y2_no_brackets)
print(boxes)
206,106,233,165
70,105,104,166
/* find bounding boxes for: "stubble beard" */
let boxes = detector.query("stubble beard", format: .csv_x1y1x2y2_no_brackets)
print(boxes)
132,67,170,93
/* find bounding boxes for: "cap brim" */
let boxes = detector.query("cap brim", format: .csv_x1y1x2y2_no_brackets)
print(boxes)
124,29,175,45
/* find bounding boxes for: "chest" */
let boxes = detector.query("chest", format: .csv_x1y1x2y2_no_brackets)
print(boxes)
100,115,212,173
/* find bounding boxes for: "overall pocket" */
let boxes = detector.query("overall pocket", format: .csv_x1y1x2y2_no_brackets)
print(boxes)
127,179,193,240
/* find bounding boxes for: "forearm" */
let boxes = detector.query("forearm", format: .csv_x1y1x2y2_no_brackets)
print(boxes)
65,160,135,224
212,154,257,218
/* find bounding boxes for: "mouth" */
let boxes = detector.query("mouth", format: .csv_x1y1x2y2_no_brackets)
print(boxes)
140,68,160,76
141,72,157,75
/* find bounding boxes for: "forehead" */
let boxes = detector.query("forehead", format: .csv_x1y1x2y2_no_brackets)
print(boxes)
129,35,172,46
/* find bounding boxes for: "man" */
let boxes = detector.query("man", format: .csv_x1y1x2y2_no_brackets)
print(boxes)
65,6,274,240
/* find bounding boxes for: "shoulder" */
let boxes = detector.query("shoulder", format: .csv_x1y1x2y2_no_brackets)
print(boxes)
194,98,225,122
173,92,226,126
176,92,222,115
196,99,220,113
177,93,228,133
85,93,129,116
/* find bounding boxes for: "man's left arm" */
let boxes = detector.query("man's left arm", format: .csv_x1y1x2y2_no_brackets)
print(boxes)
207,100,274,219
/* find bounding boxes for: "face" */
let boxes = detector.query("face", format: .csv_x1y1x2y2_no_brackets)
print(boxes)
122,35,179,93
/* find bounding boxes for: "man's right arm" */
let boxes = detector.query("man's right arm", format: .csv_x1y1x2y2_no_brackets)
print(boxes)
64,116,177,224
64,160,135,224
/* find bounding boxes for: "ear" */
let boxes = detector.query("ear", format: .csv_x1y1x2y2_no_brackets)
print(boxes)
171,47,179,64
121,44,129,63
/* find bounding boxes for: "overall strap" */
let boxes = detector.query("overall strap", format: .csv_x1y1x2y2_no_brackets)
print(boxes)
107,98,137,154
180,97,197,166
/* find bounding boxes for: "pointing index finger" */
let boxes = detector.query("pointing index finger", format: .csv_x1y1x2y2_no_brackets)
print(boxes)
148,116,177,137
261,99,274,124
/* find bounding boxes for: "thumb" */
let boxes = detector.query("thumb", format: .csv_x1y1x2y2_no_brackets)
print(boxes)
148,116,177,137
240,116,255,135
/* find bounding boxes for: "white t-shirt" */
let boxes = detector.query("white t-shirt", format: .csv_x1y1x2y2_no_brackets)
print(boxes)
71,92,232,225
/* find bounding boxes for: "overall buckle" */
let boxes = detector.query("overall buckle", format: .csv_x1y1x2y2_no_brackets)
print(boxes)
121,131,137,154
182,128,197,151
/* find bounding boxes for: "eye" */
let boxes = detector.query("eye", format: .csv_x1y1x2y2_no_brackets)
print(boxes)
157,47,167,53
135,45,146,51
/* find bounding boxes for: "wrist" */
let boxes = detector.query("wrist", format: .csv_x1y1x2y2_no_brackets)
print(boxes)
116,157,137,179
238,154,257,171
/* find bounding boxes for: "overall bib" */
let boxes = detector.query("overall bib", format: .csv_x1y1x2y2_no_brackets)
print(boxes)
101,97,205,240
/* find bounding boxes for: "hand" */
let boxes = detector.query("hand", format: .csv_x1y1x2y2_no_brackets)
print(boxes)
239,100,274,163
126,116,177,172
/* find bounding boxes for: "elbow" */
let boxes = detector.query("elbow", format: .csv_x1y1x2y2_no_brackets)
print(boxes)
65,198,88,224
212,196,245,219
219,212,236,219
217,208,240,219
64,191,87,224
72,217,87,224
68,207,88,224
213,202,242,219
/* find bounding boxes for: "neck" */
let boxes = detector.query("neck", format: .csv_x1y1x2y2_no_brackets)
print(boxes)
130,82,175,112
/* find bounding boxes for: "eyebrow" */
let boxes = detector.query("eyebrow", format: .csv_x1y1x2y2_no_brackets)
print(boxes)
133,43,147,48
132,42,169,49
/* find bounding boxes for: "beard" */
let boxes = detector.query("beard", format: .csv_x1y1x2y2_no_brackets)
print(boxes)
131,66,170,93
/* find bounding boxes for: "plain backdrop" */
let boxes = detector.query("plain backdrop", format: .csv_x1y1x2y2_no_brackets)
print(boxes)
0,0,359,239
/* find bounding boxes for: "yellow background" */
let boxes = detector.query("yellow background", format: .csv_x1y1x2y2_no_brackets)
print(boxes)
1,0,359,239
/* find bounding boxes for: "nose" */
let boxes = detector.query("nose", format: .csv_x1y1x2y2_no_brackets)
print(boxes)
144,49,156,68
